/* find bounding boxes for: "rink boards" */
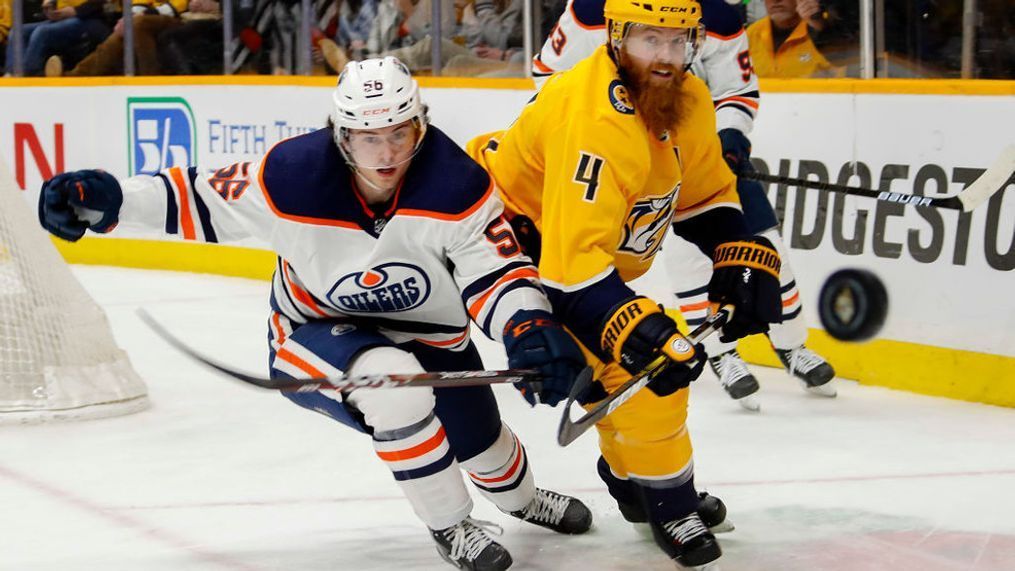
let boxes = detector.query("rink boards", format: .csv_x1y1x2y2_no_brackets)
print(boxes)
0,76,1012,406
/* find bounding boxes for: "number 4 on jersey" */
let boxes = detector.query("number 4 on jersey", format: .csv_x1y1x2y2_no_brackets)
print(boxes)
573,151,605,202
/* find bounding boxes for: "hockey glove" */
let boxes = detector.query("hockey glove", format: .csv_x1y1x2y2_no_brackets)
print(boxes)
503,310,587,407
38,170,122,242
718,128,752,175
601,297,705,397
709,236,783,342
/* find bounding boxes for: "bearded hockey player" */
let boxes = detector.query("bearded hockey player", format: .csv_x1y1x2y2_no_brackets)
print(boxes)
38,57,592,571
467,0,785,567
535,0,837,410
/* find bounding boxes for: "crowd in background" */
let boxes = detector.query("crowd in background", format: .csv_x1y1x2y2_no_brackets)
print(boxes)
1,0,1012,78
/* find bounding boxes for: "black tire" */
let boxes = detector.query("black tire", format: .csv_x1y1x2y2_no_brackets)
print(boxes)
818,269,889,342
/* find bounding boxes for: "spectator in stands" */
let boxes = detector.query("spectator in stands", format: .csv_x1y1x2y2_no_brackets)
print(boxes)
4,0,108,76
334,0,525,76
338,0,378,60
45,0,195,76
746,0,838,77
157,0,221,74
316,0,378,71
1,0,10,72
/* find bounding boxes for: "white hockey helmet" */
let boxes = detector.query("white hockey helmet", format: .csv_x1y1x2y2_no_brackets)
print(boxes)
331,56,428,132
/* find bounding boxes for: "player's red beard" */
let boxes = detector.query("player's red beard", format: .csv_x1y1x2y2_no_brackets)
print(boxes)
619,50,689,137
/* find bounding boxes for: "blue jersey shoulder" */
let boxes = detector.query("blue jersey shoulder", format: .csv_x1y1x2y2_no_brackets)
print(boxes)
261,128,361,222
396,126,492,217
571,0,606,28
700,0,745,38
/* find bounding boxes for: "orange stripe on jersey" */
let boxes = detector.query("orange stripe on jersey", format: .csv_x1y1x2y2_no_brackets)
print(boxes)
469,436,522,483
168,167,196,240
283,263,330,317
679,300,710,312
256,143,360,229
417,328,470,348
271,312,287,345
533,57,554,74
398,181,495,222
467,267,540,319
782,291,800,308
276,347,325,378
717,95,760,110
376,426,447,462
706,28,745,41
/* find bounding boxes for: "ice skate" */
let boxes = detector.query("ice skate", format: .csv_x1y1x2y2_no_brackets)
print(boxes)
696,491,734,533
506,488,592,534
651,512,722,570
619,491,733,539
776,346,837,397
708,350,761,411
430,517,512,571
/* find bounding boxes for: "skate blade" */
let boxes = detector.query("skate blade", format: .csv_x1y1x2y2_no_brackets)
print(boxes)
709,519,735,534
803,381,838,398
735,395,761,412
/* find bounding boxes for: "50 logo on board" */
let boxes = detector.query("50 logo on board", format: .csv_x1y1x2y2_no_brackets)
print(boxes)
327,263,432,313
127,97,196,176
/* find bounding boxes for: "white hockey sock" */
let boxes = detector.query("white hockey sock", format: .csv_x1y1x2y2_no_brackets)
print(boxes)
760,229,809,350
461,424,535,513
372,412,474,530
347,347,473,531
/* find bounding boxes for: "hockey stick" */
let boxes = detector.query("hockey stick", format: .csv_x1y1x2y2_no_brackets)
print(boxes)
137,309,540,391
556,306,733,447
741,144,1015,213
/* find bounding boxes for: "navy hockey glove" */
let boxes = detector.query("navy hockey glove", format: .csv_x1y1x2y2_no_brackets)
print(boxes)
503,310,586,407
600,298,705,397
718,128,752,175
709,236,783,342
38,170,122,242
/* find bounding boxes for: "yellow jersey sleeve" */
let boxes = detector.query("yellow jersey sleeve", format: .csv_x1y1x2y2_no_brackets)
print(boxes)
673,75,740,222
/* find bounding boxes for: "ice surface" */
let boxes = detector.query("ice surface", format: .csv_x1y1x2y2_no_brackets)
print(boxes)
2,267,1013,571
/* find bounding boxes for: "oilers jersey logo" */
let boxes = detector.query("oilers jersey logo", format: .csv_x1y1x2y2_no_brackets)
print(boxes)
608,80,635,115
618,185,680,259
327,262,432,313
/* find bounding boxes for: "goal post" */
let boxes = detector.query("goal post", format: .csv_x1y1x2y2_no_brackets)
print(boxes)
0,160,148,424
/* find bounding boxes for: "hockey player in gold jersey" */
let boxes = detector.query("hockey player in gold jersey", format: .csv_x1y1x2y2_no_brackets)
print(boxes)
467,0,785,567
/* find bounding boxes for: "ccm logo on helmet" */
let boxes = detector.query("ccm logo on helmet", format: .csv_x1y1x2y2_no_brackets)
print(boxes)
660,6,690,11
363,108,391,116
327,262,432,313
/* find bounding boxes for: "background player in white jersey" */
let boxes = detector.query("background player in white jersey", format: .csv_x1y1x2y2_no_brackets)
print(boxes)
535,0,837,410
38,57,591,571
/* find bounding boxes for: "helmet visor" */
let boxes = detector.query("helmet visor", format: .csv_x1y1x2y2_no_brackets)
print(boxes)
342,121,425,170
622,25,695,65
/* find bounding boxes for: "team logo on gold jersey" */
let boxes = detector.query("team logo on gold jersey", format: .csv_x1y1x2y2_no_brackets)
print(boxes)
618,185,680,258
608,80,635,115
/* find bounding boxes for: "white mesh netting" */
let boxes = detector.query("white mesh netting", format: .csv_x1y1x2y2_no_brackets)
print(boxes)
0,160,148,424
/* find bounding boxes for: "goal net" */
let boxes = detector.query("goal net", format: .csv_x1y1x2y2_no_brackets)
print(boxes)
0,159,148,423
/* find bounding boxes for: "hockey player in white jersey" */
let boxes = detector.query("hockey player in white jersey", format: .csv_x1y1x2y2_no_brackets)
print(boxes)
38,57,592,571
535,0,836,411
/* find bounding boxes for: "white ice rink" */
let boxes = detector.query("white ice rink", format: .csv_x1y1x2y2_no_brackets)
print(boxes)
3,266,1015,571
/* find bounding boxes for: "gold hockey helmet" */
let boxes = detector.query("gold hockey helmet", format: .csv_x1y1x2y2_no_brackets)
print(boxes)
604,0,704,66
